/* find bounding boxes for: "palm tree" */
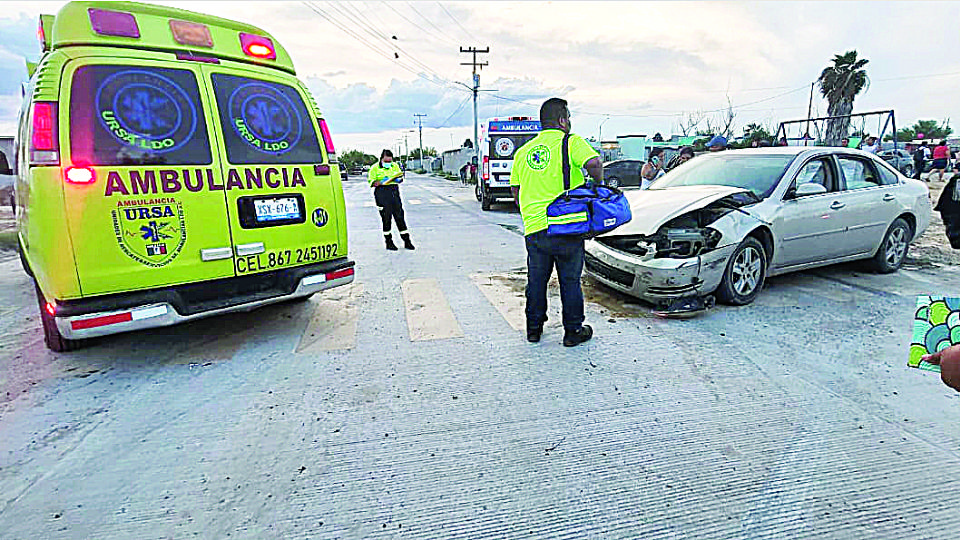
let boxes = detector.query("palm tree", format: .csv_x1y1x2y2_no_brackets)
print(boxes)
817,50,869,146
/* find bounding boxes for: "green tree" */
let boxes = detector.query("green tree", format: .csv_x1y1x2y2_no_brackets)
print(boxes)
817,50,870,146
742,122,772,145
891,119,953,142
340,149,377,169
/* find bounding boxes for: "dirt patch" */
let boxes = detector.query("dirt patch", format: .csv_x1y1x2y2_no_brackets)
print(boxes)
487,269,654,319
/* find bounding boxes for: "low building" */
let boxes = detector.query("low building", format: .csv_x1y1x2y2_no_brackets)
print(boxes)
441,147,475,177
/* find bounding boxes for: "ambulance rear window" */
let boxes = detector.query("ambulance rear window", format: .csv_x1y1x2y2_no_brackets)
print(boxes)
70,66,212,165
211,74,322,165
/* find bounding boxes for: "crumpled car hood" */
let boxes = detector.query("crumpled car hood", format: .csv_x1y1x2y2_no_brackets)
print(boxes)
611,185,753,236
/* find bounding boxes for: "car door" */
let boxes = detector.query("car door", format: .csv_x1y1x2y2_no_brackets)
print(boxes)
773,156,852,267
62,58,236,296
201,64,341,276
835,155,902,256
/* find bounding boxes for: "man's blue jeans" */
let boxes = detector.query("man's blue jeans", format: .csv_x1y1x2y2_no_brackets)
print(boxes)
525,230,585,333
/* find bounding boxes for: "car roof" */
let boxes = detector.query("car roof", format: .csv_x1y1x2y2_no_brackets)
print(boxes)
716,147,886,159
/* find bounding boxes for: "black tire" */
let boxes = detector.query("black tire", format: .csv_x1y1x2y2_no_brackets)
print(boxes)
871,217,911,274
480,185,492,211
34,281,82,352
715,236,767,306
475,182,482,202
606,176,620,188
18,237,33,278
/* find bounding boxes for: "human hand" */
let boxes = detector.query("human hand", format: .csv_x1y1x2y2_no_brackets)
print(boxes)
372,180,382,187
922,344,960,391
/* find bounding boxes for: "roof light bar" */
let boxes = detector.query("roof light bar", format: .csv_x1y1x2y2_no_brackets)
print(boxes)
88,8,140,39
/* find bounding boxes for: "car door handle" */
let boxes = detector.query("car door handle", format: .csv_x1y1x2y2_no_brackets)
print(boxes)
830,201,846,210
883,194,896,202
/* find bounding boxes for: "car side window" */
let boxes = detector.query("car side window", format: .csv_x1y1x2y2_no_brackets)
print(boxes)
838,156,881,190
792,158,835,195
875,159,900,186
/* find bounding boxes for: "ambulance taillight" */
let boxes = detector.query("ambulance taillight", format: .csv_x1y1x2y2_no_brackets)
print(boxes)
240,33,276,60
318,119,336,156
65,166,96,185
482,155,489,181
30,102,59,166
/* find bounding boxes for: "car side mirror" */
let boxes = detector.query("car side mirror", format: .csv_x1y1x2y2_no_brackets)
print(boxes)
795,182,827,197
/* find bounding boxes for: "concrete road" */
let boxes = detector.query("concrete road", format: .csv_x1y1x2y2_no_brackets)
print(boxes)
1,173,959,539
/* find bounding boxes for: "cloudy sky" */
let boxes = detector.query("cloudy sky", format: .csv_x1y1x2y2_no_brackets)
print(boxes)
1,1,959,156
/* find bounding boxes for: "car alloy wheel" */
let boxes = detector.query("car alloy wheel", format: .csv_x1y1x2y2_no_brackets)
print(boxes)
872,218,911,274
716,236,766,306
607,176,620,188
732,244,763,296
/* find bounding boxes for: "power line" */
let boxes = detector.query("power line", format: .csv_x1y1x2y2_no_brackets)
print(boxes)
312,1,458,89
405,1,461,45
381,1,458,46
437,2,480,42
436,95,472,128
302,2,467,95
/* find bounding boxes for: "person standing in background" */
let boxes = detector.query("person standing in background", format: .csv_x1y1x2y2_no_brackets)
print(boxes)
369,149,415,251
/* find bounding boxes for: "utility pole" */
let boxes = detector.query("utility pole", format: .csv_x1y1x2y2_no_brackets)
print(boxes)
413,113,427,170
460,46,489,181
805,81,814,146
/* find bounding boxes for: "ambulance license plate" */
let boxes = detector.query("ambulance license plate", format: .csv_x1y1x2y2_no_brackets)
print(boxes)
254,197,302,223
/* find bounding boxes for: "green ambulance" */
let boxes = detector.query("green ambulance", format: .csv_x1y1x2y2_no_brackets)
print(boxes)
15,1,354,351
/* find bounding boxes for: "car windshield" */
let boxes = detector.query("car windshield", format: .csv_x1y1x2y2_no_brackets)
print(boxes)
650,152,797,199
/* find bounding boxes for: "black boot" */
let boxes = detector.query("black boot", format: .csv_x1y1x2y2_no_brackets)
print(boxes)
563,325,593,347
384,234,398,251
401,232,415,250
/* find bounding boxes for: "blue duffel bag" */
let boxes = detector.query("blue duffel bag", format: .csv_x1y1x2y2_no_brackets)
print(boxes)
546,134,632,238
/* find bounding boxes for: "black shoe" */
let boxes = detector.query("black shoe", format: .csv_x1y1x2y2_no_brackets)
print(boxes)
563,325,593,347
527,325,543,343
385,235,399,251
401,233,415,250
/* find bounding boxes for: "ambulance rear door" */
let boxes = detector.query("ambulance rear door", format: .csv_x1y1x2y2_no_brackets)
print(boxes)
62,58,236,296
200,64,341,276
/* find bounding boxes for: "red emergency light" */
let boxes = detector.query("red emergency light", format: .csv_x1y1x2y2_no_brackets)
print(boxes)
240,33,276,60
65,166,96,185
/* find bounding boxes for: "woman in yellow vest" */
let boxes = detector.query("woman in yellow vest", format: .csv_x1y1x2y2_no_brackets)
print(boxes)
368,149,414,250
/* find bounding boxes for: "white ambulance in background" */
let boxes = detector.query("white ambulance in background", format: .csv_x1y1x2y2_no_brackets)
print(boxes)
476,117,541,211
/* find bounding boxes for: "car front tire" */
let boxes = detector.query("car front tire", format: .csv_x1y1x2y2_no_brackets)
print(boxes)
871,217,911,274
715,236,767,306
606,176,620,188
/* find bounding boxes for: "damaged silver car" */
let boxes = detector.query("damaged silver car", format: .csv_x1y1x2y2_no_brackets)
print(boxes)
585,147,932,307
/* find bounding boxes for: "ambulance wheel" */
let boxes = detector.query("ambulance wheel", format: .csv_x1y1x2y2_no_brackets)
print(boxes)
480,187,492,211
34,281,82,353
475,183,482,201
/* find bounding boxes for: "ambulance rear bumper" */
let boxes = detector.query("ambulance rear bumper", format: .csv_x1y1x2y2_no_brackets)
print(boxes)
54,259,355,340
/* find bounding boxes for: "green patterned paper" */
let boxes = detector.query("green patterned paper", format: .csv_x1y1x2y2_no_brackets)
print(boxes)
908,296,960,373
